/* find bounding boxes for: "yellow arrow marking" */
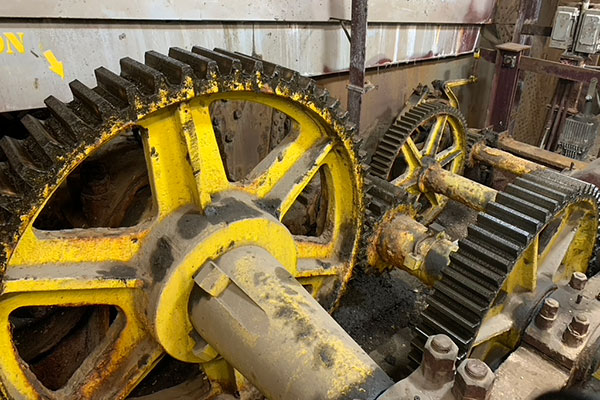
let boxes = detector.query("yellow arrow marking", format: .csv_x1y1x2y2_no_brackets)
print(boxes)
43,50,64,79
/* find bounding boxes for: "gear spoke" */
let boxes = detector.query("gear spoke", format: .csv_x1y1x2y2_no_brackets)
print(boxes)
423,115,448,157
9,226,147,266
0,282,160,399
181,101,231,208
436,146,462,167
262,140,333,219
140,107,200,218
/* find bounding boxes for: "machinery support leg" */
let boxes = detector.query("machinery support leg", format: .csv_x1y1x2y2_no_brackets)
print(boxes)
419,164,498,211
189,246,393,400
487,43,531,132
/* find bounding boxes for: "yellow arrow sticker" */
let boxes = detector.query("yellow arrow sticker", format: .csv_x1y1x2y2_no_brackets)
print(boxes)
43,50,64,79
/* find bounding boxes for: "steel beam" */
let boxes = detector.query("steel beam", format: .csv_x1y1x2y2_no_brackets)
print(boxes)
487,43,531,132
347,0,368,130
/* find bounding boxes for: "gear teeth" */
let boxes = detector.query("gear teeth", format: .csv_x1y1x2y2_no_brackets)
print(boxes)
504,185,559,212
192,46,242,75
214,48,263,74
145,50,194,86
495,192,549,222
94,66,139,111
69,80,116,122
411,168,600,365
120,57,167,95
477,212,531,244
20,115,67,161
0,45,363,317
0,137,49,184
486,202,541,233
44,96,90,143
467,225,522,258
168,47,219,80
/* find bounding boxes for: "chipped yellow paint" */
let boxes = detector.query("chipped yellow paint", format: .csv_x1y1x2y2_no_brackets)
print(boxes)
155,217,297,363
3,71,363,398
10,226,148,266
474,199,598,362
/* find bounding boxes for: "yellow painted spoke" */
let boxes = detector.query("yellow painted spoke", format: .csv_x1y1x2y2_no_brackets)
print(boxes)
2,262,143,294
296,258,342,277
0,288,161,399
435,146,461,167
9,226,148,267
423,191,440,207
140,107,199,218
262,140,333,219
404,137,423,163
423,116,448,157
200,95,326,199
295,150,358,267
181,103,230,208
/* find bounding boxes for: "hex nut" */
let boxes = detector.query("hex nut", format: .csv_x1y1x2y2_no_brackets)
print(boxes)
569,272,587,290
535,298,560,330
421,334,459,385
563,314,590,347
452,359,494,400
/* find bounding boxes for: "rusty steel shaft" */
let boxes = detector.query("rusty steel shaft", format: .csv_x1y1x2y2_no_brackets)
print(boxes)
471,141,546,176
496,133,589,171
419,163,498,212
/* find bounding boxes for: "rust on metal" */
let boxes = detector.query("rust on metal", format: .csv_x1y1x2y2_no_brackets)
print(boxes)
487,43,531,132
471,141,547,176
420,163,498,211
497,133,589,171
520,56,600,84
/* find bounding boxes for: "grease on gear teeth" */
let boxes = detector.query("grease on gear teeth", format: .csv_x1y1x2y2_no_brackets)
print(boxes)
368,101,467,181
360,102,467,270
409,168,600,367
0,46,362,301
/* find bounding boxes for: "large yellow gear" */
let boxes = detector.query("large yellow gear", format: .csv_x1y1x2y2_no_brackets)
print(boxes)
0,47,364,399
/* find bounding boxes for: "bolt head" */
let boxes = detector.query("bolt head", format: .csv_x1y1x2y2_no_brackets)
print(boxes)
453,358,494,400
571,314,590,335
422,334,459,385
541,298,560,318
569,272,587,290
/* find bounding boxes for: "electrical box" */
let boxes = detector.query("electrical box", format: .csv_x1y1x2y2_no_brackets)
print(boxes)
550,6,580,50
575,9,600,54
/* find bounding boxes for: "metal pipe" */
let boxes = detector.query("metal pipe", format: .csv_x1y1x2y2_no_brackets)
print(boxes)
498,134,589,171
547,82,573,151
347,0,368,131
189,246,393,400
539,80,564,148
419,163,498,212
471,141,547,176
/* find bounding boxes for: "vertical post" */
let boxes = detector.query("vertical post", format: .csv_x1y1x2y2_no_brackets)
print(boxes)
347,0,368,131
487,43,531,132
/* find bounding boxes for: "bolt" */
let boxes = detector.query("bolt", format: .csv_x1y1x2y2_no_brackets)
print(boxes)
453,358,495,400
535,298,560,330
465,359,488,380
421,334,458,385
596,292,600,301
569,272,587,290
563,314,590,347
431,334,453,353
233,110,242,120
